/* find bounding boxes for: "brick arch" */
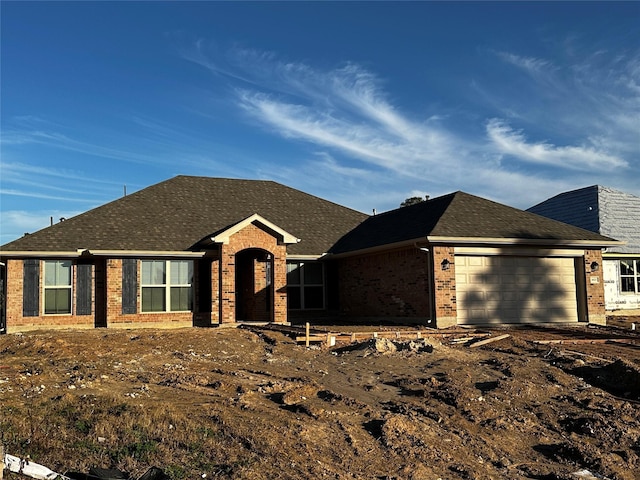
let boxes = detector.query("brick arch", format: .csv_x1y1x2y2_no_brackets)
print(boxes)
218,222,288,324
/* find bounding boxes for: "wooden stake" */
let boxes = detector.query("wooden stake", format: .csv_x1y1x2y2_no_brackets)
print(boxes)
305,322,310,347
470,334,511,348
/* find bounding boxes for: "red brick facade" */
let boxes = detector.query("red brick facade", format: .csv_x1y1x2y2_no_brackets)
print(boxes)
337,246,432,321
218,223,287,324
1,244,610,331
432,246,457,328
2,222,289,331
584,249,606,325
4,258,94,329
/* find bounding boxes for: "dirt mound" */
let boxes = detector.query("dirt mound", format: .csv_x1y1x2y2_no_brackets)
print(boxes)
570,358,640,401
1,327,639,479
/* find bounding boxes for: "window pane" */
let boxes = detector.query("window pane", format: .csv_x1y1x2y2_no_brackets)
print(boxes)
142,287,165,312
621,277,635,293
304,286,324,309
45,288,71,314
304,263,323,285
170,287,192,311
45,262,56,286
287,263,301,285
45,261,71,286
288,286,301,309
620,260,635,276
57,261,72,285
170,261,192,285
142,261,165,285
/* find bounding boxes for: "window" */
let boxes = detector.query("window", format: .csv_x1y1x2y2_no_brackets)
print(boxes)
287,261,324,310
620,259,640,294
44,260,72,314
141,260,193,312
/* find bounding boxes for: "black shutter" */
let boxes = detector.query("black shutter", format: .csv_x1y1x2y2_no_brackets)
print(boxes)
76,263,92,315
122,259,137,314
23,259,40,317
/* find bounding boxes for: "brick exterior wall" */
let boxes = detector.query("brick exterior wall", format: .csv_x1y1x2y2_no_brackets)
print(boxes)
219,223,287,324
3,221,288,331
2,244,609,331
432,246,457,328
105,258,193,327
4,258,94,330
337,246,432,320
584,249,606,325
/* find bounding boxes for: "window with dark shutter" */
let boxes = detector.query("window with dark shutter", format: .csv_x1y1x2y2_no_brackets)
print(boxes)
76,263,92,315
122,258,137,314
23,259,40,317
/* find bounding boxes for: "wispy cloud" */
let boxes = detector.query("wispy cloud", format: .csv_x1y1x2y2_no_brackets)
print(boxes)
486,119,628,171
497,51,554,76
182,40,638,207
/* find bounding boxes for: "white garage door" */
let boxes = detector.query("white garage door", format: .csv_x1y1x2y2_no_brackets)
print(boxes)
455,255,579,325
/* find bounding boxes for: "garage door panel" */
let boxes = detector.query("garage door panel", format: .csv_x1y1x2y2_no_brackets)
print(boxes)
455,255,578,325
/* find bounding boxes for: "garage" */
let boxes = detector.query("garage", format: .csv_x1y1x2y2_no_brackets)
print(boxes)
455,254,580,325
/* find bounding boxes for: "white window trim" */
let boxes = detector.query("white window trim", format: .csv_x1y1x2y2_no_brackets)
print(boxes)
43,260,73,315
140,260,193,313
620,258,640,295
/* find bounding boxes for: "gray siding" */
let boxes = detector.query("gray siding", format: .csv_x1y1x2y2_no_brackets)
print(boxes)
597,186,640,254
528,185,639,254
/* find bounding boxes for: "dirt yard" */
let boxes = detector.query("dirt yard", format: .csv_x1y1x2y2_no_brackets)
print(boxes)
1,319,639,480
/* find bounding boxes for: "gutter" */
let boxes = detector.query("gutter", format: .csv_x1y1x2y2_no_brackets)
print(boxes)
324,235,623,260
0,249,206,259
426,236,623,248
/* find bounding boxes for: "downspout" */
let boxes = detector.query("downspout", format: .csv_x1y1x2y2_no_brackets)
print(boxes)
416,243,436,327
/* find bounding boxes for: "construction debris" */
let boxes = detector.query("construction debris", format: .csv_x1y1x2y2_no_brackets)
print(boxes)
3,454,70,480
469,333,511,348
2,453,169,480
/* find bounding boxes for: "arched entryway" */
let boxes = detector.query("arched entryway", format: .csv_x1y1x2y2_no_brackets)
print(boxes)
235,248,273,322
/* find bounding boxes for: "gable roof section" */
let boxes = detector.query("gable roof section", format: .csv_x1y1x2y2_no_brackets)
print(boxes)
528,185,640,253
209,213,300,245
1,176,368,256
330,191,618,255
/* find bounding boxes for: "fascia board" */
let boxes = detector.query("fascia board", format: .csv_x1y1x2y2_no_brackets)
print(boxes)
0,250,87,258
426,236,623,248
286,253,327,261
0,250,207,258
88,250,205,258
325,238,428,260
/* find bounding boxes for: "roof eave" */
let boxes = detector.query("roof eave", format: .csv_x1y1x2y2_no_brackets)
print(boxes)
426,236,623,248
0,250,206,258
326,238,428,259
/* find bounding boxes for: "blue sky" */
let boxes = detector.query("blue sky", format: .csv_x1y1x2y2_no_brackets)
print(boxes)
1,1,639,245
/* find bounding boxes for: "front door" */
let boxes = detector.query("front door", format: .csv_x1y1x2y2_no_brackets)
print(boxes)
235,249,273,322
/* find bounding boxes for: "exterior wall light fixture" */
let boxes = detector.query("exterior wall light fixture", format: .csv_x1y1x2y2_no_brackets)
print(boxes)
441,259,451,271
590,261,599,272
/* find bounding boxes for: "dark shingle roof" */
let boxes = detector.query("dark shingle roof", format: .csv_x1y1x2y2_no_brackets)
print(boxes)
527,186,600,232
1,176,368,256
329,191,617,254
